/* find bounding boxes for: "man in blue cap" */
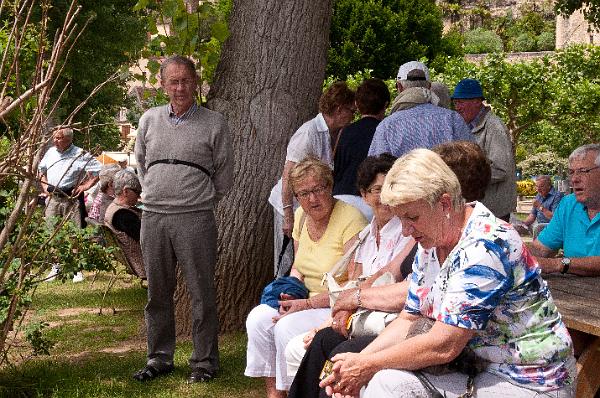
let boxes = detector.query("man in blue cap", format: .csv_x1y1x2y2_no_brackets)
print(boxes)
452,78,516,222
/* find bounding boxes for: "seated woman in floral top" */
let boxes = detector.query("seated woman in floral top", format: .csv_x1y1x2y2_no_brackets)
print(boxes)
320,148,575,398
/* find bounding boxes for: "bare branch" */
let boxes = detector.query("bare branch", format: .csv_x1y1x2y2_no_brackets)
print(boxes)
65,72,121,125
0,81,50,119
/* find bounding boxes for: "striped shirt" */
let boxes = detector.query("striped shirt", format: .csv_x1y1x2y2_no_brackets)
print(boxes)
368,103,473,157
168,102,198,126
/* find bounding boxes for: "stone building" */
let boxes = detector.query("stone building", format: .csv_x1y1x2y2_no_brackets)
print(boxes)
556,9,600,48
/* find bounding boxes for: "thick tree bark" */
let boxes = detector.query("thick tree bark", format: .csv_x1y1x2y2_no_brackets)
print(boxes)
173,0,334,334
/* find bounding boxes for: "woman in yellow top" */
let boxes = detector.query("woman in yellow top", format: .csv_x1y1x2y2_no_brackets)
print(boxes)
245,157,367,398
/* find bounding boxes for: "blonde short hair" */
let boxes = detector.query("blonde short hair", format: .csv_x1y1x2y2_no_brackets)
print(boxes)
289,157,333,194
381,148,464,210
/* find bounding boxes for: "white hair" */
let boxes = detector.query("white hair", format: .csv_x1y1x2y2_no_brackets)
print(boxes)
113,170,141,196
569,144,600,166
98,164,121,192
53,127,74,139
398,79,430,90
381,148,464,211
535,175,551,185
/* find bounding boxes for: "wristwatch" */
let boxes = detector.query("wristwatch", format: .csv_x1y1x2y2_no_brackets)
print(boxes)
560,257,571,274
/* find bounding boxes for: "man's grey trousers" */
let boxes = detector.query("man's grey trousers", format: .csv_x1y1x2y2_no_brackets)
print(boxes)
141,210,219,373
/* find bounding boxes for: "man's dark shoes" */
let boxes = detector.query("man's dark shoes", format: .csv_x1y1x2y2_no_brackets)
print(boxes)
187,368,215,384
132,364,174,382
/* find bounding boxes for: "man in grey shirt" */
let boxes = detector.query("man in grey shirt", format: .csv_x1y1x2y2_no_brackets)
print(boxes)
452,78,516,221
133,55,233,383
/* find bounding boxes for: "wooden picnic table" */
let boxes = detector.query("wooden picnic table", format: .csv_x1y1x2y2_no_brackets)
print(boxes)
546,274,600,398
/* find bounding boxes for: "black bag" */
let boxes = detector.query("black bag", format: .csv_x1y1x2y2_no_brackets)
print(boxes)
276,235,292,278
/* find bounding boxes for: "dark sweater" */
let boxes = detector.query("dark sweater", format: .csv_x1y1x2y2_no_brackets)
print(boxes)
112,208,141,241
333,117,380,196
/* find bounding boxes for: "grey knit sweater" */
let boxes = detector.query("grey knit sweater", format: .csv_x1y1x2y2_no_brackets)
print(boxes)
472,107,517,218
135,104,233,213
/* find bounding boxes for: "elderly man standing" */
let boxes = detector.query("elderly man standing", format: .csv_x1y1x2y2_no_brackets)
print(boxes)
531,144,600,276
521,175,563,237
134,55,233,383
452,78,517,222
368,61,473,157
38,127,101,282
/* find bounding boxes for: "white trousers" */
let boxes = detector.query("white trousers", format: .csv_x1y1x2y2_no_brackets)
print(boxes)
245,304,330,391
362,369,575,398
285,332,308,378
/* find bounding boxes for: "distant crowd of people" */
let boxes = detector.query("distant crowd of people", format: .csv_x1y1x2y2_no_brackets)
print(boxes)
36,55,600,397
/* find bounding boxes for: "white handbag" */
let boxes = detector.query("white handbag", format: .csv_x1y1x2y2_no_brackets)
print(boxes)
321,228,369,307
321,228,398,337
348,272,397,337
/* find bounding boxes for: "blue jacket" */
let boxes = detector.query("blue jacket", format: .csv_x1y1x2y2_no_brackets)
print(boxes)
260,276,309,309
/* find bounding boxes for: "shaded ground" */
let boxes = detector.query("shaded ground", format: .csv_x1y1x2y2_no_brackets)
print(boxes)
0,271,261,398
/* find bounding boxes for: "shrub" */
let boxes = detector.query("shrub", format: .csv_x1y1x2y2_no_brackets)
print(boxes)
517,151,569,178
328,0,455,79
516,179,537,196
511,32,537,52
537,30,555,51
464,28,503,54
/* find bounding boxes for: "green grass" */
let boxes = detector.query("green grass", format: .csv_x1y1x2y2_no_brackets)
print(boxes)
0,270,262,398
514,212,528,222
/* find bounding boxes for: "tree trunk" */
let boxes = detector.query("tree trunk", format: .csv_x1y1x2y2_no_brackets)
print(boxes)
173,0,334,335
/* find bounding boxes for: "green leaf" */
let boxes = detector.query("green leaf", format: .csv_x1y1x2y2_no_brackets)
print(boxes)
133,0,149,11
161,0,182,18
198,3,213,15
146,16,158,34
211,21,229,42
147,59,160,75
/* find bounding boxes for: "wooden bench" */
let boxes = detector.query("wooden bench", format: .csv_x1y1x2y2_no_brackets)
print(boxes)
546,274,600,398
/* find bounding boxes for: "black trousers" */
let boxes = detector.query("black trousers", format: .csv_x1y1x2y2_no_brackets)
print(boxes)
288,327,375,398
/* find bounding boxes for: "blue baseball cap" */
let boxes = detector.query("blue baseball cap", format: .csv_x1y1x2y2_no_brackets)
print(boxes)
451,78,484,99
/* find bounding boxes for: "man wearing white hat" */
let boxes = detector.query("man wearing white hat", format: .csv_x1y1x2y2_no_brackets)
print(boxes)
368,61,473,158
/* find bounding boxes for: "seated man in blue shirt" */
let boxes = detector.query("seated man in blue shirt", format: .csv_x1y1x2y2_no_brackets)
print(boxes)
531,144,600,276
522,175,563,237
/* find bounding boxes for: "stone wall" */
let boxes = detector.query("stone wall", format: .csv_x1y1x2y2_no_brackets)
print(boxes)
465,51,554,63
439,0,555,32
556,10,600,48
438,1,599,50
